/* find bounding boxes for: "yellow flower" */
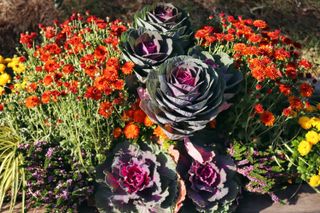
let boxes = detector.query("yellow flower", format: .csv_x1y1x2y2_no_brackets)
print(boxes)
0,64,5,73
309,175,320,187
310,117,320,126
8,61,25,74
305,130,319,145
0,55,4,64
4,58,12,64
13,81,27,92
298,116,312,130
298,140,312,156
310,117,320,131
0,73,11,86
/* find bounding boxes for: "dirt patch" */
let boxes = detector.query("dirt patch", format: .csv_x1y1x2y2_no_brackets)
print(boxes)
0,0,60,56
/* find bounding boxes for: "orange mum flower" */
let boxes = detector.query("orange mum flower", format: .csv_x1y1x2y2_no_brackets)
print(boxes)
278,84,291,96
248,34,262,43
94,76,108,90
27,82,38,93
133,109,146,123
113,127,122,138
41,91,51,104
144,116,154,127
289,96,303,111
43,74,53,86
282,107,293,117
260,111,275,127
84,65,98,78
44,59,60,72
233,43,246,52
299,83,314,97
103,65,118,81
98,101,113,118
25,96,40,108
153,126,169,141
94,45,108,61
254,103,264,114
112,79,124,90
274,48,290,61
123,122,140,139
62,64,75,74
194,26,214,39
299,59,312,69
121,61,135,75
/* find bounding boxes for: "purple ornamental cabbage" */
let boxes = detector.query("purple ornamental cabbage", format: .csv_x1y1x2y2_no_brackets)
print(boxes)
95,142,178,213
139,49,242,140
134,3,193,48
188,47,243,99
139,55,225,140
120,28,175,82
182,137,240,212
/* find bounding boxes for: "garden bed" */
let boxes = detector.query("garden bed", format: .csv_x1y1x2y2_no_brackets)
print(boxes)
0,1,319,213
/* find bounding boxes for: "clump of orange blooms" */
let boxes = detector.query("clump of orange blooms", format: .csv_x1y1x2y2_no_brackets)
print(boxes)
18,14,131,120
195,13,316,130
111,99,170,144
1,13,138,166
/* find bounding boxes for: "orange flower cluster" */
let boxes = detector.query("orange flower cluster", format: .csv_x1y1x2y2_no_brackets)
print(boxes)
112,100,148,140
195,13,315,127
20,14,135,123
112,99,167,142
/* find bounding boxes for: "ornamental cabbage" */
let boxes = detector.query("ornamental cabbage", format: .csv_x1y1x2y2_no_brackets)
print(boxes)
95,142,179,213
134,3,193,48
120,28,175,82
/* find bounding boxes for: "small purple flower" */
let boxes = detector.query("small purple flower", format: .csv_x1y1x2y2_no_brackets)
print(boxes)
45,148,54,158
61,190,69,200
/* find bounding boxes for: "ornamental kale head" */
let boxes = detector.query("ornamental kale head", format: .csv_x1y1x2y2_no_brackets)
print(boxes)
138,49,242,140
134,3,193,48
95,142,179,213
188,47,243,99
179,136,240,212
120,28,177,82
138,54,225,140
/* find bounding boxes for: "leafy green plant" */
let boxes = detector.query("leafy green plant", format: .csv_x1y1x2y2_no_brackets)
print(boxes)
0,125,25,212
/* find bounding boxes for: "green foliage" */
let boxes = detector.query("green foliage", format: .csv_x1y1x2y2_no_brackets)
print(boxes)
231,140,287,195
0,125,25,212
286,137,320,183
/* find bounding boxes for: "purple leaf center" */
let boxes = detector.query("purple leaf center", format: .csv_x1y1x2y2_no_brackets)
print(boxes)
137,39,158,55
154,5,176,21
120,163,150,194
175,67,196,86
